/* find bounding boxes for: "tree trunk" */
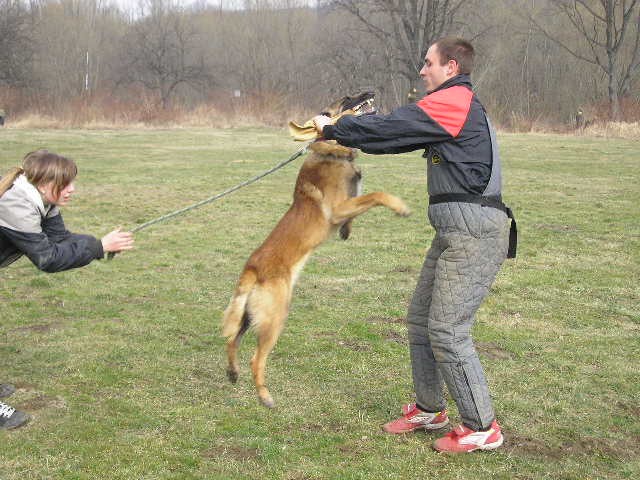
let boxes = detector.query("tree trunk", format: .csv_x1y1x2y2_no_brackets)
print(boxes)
608,69,621,121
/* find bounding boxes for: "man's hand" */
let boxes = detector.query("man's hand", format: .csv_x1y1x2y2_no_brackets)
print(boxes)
101,227,134,253
312,115,333,134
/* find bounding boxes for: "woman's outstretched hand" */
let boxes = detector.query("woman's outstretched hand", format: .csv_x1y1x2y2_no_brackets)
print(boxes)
101,227,134,254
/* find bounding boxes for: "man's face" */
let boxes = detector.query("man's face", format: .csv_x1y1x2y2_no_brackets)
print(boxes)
419,45,458,93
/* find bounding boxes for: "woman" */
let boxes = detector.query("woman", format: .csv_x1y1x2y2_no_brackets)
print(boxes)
0,149,134,429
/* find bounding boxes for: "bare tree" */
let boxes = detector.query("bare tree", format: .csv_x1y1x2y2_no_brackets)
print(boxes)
118,0,211,109
0,0,33,87
529,0,640,120
329,0,466,101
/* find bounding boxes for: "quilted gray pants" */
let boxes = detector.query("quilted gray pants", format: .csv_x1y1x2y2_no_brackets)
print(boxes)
407,203,509,431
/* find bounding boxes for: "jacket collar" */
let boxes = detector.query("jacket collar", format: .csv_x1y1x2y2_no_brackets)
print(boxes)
428,74,472,95
14,174,50,216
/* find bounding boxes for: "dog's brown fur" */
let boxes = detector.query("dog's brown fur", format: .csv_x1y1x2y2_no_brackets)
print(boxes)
222,135,409,409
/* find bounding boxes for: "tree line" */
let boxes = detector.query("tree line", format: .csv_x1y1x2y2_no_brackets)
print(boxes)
1,0,638,128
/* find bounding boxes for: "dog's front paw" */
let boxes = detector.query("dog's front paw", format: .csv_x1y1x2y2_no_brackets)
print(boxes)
395,201,411,217
397,206,411,217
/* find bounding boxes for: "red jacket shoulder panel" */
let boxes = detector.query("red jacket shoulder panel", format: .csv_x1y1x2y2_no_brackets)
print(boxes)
416,86,473,137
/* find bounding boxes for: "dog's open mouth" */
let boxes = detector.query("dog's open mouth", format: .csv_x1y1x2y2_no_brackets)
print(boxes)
289,91,377,142
323,91,377,117
350,96,377,116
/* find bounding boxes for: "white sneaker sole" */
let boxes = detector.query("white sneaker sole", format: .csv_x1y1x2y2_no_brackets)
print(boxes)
471,434,504,451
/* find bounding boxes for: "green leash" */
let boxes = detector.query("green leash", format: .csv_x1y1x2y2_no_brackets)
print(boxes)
107,142,311,260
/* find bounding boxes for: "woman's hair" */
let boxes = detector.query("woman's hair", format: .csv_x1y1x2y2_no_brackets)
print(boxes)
434,37,474,75
0,150,77,199
0,166,25,198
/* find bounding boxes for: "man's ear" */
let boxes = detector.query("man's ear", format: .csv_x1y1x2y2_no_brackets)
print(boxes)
447,59,459,75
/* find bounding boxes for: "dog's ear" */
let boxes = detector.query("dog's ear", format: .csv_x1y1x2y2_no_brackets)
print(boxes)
320,96,349,117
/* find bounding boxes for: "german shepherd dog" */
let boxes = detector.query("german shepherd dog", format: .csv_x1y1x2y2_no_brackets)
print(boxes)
222,93,410,407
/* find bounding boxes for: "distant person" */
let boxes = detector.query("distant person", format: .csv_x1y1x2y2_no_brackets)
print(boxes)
575,109,585,129
407,87,417,104
0,149,134,429
0,108,5,126
314,37,516,453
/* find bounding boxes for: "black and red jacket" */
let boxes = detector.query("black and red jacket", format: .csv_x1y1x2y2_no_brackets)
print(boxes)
323,74,498,196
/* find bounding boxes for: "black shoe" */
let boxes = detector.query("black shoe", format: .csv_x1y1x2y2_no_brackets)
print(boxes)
0,401,30,430
0,384,16,399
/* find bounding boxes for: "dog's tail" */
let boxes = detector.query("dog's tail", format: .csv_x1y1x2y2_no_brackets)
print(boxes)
222,268,258,340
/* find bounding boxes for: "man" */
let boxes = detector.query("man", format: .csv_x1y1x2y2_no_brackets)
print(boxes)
313,37,515,453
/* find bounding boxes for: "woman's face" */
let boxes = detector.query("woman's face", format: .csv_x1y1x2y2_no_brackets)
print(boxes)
40,181,75,206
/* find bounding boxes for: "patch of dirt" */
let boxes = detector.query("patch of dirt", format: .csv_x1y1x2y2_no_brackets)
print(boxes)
19,394,67,411
337,339,371,351
362,316,405,324
9,321,63,333
299,418,347,434
312,331,337,338
89,317,125,324
336,444,353,454
384,330,407,345
617,401,640,417
13,382,39,391
336,436,374,457
534,223,579,232
476,341,513,360
507,432,639,461
389,265,417,274
284,472,319,480
201,445,260,461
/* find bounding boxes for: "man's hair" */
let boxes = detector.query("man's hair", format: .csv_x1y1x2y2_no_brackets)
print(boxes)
434,37,474,75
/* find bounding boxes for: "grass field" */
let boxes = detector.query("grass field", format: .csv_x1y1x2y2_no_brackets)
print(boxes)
0,128,638,479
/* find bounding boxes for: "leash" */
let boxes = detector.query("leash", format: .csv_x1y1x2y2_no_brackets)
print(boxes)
107,142,311,260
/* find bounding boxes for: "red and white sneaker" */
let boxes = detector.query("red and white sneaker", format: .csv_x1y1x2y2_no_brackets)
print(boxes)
382,403,449,434
433,420,504,453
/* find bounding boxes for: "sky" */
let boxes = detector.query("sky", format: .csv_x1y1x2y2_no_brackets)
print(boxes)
112,0,236,12
112,0,318,12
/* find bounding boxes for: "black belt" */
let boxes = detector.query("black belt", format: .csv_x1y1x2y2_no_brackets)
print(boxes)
429,193,517,259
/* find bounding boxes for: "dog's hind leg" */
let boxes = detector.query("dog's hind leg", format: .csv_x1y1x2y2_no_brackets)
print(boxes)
339,220,353,240
339,166,362,240
251,318,286,408
248,283,289,408
222,269,257,383
226,310,251,383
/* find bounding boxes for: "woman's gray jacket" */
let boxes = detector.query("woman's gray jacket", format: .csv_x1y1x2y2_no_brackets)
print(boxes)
0,175,103,271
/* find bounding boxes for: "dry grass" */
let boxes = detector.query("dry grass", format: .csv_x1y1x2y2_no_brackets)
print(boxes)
3,84,639,139
9,113,639,141
0,87,311,130
5,104,311,130
579,121,640,140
